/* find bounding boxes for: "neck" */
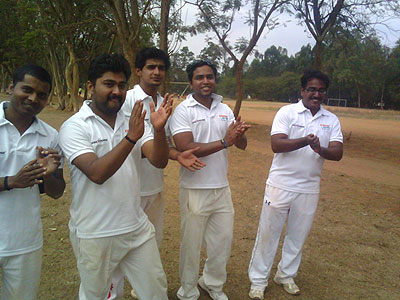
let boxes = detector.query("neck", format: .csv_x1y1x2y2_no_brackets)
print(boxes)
193,93,213,109
4,102,34,135
89,102,117,129
139,83,159,104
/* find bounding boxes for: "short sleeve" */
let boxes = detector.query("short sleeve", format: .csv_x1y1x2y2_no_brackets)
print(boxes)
329,116,343,143
170,104,192,136
121,89,136,116
59,120,95,164
271,106,290,136
138,120,154,147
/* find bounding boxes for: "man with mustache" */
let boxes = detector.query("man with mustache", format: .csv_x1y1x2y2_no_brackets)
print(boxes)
109,47,205,299
248,70,343,300
170,60,250,300
59,54,170,300
0,64,65,300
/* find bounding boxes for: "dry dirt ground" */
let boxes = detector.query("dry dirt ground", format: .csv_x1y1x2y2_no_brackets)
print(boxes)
1,96,400,300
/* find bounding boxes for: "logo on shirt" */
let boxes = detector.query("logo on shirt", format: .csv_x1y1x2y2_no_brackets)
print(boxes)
219,115,228,121
91,138,108,144
0,151,5,157
192,119,205,124
320,124,330,131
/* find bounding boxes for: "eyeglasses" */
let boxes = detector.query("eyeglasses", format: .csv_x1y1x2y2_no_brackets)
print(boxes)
305,87,327,95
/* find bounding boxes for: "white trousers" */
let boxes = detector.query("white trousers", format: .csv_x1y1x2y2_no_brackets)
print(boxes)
108,192,165,299
70,221,168,300
177,186,234,300
248,185,319,289
0,248,42,300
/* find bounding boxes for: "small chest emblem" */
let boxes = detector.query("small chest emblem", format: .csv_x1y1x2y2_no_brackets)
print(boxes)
320,124,330,131
219,115,228,121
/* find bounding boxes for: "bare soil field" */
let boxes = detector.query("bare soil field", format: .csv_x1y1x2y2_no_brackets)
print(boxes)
2,96,400,300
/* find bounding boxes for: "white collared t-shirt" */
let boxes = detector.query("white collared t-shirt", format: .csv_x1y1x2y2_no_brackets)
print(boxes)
267,100,343,194
170,93,235,189
121,85,169,196
0,101,61,256
59,100,153,239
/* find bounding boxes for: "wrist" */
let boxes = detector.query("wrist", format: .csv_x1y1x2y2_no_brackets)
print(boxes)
221,138,228,149
125,135,137,145
4,176,13,190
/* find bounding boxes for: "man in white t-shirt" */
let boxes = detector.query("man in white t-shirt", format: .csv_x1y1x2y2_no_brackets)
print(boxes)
109,47,205,300
170,60,250,300
59,54,171,300
248,70,343,300
0,64,65,300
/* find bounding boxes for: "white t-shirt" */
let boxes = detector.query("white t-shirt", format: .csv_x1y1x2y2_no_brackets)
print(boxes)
170,93,235,189
122,85,169,196
59,101,153,239
267,100,343,194
0,101,61,256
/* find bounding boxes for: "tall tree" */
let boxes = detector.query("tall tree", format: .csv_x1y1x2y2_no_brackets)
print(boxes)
292,0,399,69
188,0,289,117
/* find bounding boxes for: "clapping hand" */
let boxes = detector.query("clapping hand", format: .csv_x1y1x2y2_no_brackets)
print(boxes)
150,93,174,132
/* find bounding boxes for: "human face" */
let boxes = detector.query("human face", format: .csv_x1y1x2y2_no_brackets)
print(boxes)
190,65,216,100
136,59,166,88
88,71,128,116
301,78,327,115
9,74,50,118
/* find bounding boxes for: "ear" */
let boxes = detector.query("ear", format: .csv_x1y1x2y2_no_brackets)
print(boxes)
135,68,142,77
86,80,94,94
8,83,14,94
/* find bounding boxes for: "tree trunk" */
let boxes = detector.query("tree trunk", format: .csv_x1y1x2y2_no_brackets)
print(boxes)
356,84,361,108
48,47,66,110
160,0,171,95
313,40,323,70
65,44,80,112
233,62,245,118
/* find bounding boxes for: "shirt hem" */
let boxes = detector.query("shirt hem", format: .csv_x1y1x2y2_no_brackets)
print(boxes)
0,243,42,257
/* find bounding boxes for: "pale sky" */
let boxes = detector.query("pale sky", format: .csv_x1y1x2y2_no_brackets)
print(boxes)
178,4,400,59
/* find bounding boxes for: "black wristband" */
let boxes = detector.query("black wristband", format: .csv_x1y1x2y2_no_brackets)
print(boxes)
221,138,228,149
125,135,136,145
4,176,12,191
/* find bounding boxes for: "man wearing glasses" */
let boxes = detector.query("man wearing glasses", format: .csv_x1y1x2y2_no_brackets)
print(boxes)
248,70,343,300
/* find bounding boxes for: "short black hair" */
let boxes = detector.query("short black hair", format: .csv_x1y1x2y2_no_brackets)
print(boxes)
88,54,131,84
186,59,218,82
301,69,330,89
135,47,170,70
13,64,52,92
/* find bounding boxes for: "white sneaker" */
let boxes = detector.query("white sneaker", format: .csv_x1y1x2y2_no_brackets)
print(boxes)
273,277,300,295
248,287,265,299
198,276,229,300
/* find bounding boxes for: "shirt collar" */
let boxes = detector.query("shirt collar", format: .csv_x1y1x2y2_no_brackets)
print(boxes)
133,84,163,108
81,99,126,122
186,93,223,108
0,101,47,135
297,100,329,118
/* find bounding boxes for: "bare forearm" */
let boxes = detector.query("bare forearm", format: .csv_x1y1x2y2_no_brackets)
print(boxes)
177,140,225,158
271,136,308,153
168,146,180,161
318,146,343,161
43,170,65,199
234,135,247,150
78,139,135,184
147,130,169,168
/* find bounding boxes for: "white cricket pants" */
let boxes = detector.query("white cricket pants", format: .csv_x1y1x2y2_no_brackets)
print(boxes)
177,186,234,300
0,248,42,300
70,221,168,300
108,192,164,299
248,185,319,289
